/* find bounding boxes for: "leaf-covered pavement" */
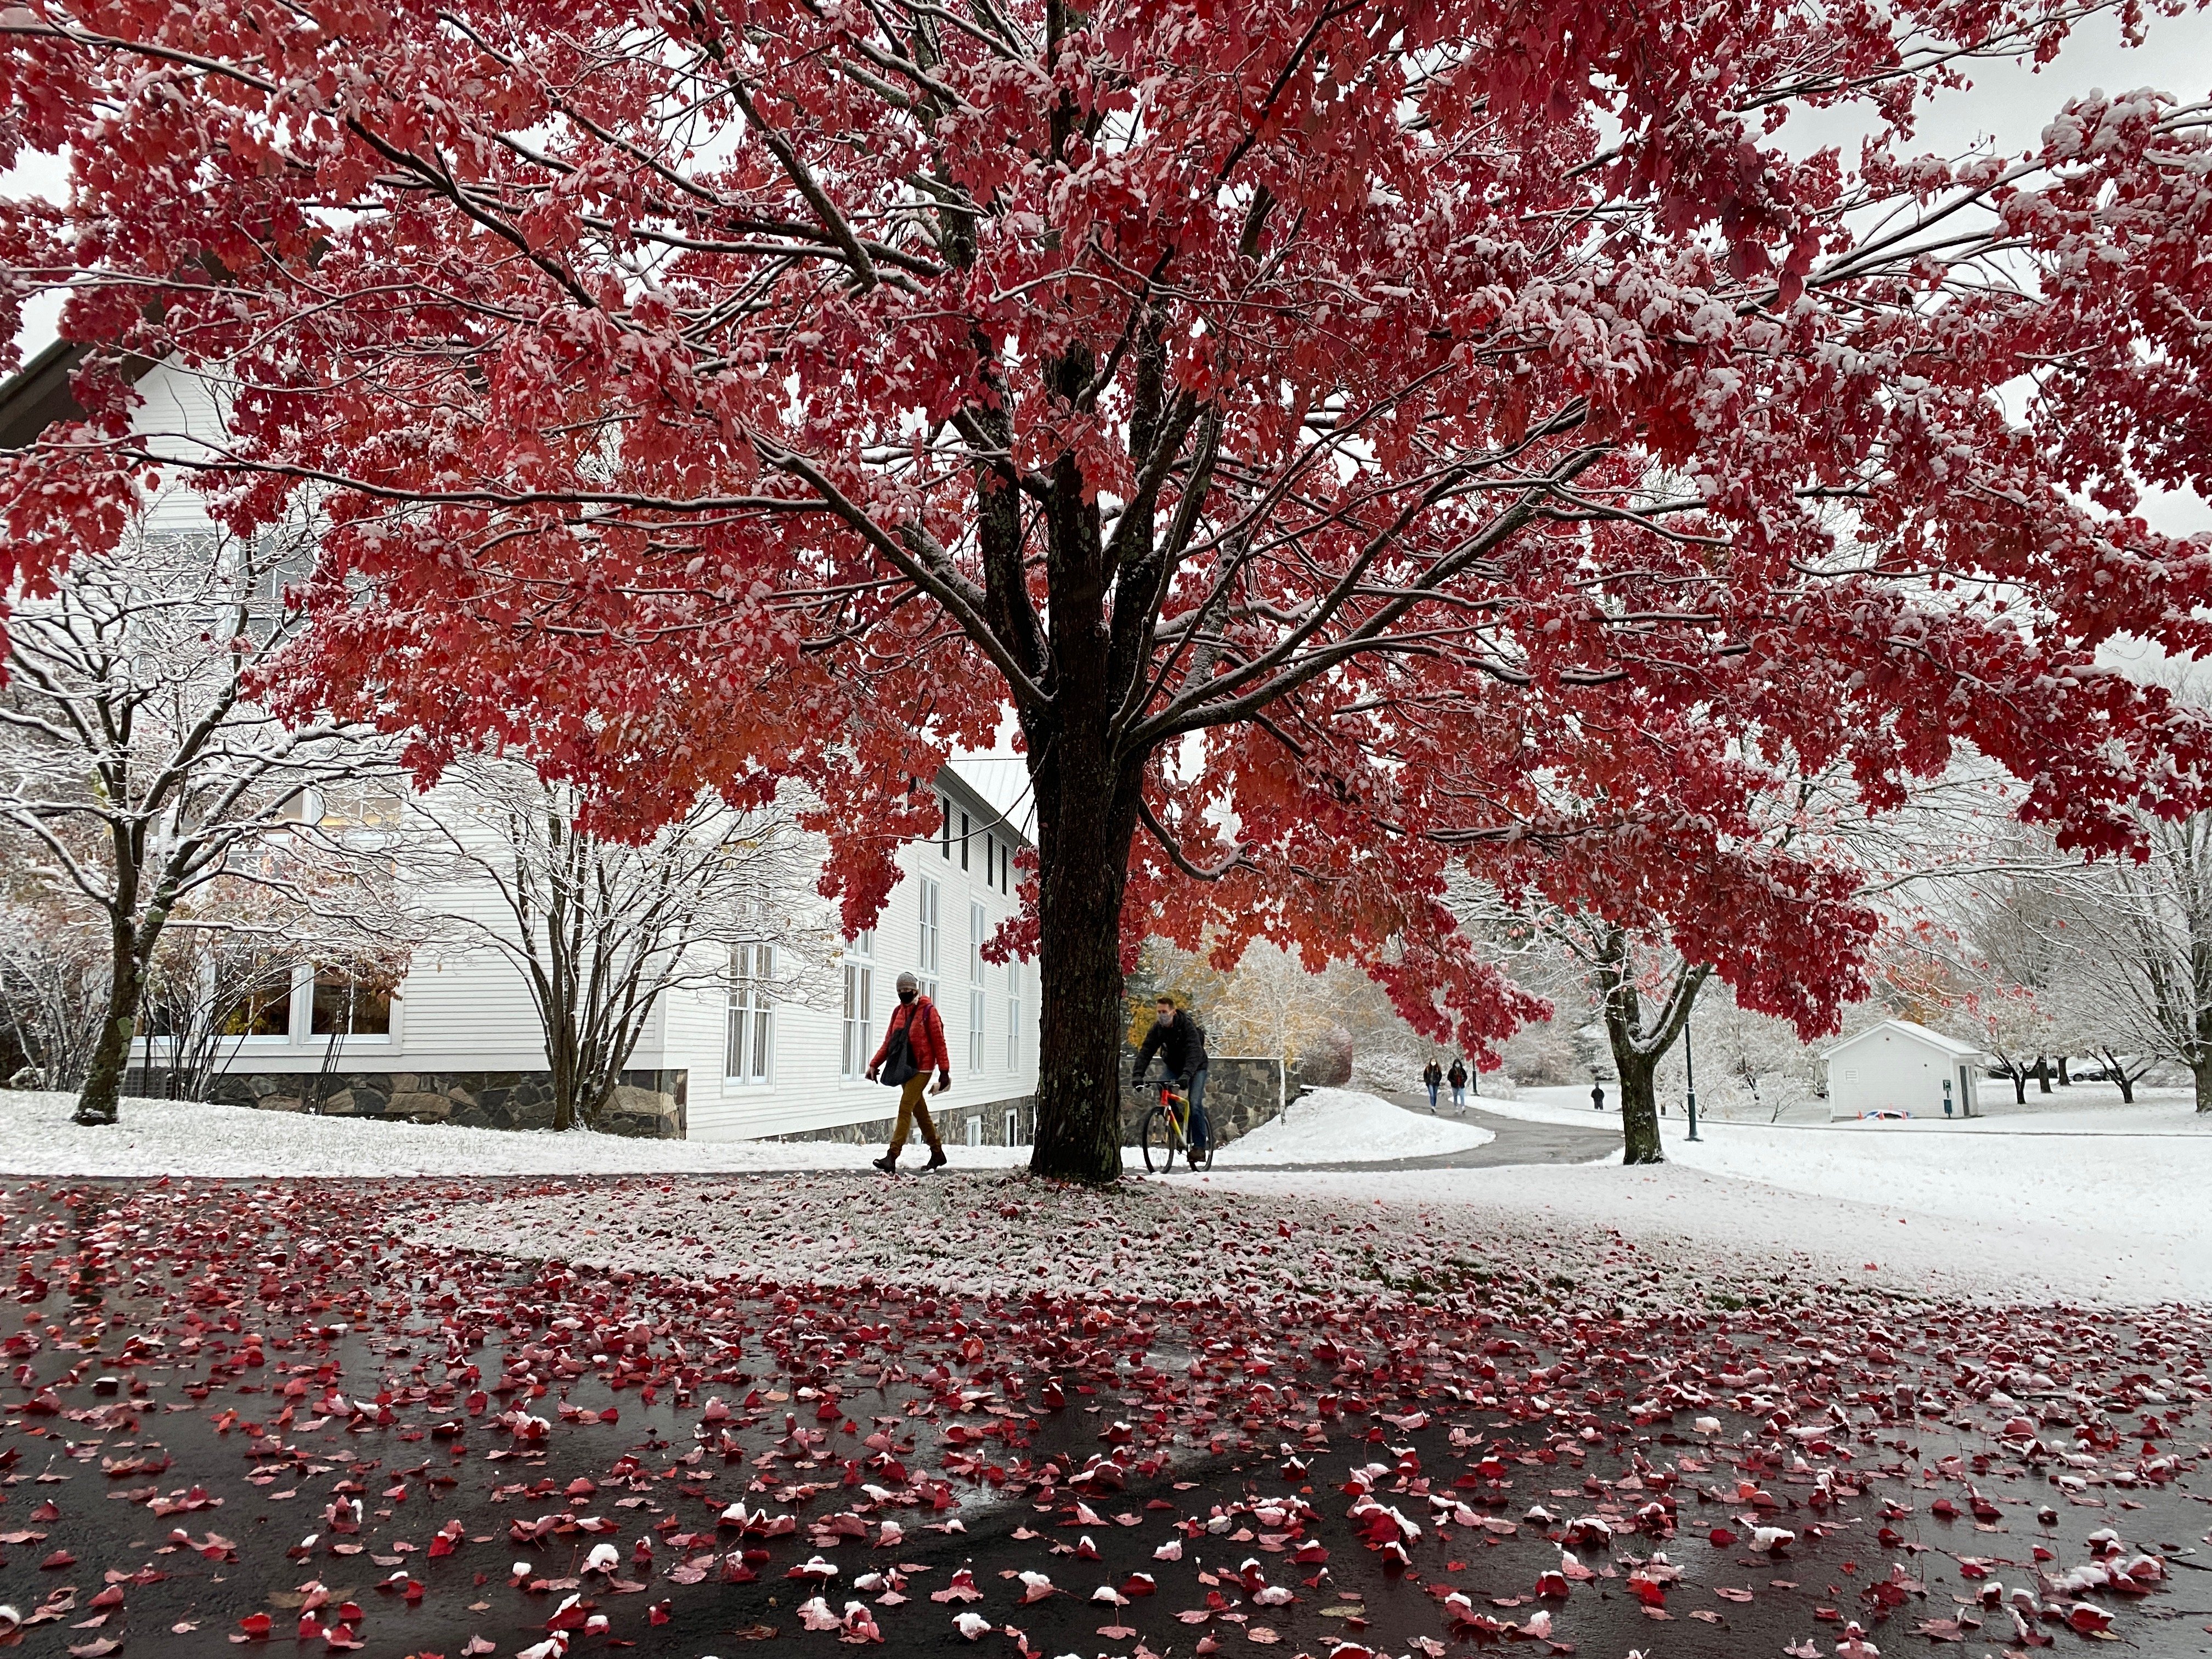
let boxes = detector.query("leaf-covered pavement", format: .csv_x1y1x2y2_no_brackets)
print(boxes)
0,1172,2203,1658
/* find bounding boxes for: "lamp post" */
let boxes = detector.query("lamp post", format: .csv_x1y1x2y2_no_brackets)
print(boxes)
1684,1019,1701,1142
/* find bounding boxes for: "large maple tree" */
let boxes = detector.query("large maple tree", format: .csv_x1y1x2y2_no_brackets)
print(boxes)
4,0,2211,1175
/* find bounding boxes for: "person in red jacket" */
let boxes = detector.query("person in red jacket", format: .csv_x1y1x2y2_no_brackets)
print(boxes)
867,970,953,1172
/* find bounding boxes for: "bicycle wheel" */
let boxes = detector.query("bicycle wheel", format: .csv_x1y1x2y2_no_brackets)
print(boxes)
1187,1133,1213,1172
1141,1105,1186,1173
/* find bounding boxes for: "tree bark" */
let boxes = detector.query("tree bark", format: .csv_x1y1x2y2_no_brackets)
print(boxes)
1616,1048,1662,1164
2195,1057,2212,1114
2033,1055,2051,1094
75,924,145,1125
2056,1053,2070,1086
2010,1066,2028,1104
1026,776,1143,1183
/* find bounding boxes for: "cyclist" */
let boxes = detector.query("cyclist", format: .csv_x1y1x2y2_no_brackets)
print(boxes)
1136,994,1211,1157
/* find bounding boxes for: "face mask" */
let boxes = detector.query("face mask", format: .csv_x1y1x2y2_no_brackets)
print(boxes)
899,990,916,1004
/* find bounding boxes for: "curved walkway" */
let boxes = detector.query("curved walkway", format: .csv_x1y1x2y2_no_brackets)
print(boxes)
1216,1090,1618,1172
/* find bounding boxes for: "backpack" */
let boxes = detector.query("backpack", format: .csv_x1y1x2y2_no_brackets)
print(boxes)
879,1006,921,1087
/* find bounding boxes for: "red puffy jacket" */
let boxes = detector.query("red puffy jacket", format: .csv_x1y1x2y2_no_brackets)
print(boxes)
872,995,950,1075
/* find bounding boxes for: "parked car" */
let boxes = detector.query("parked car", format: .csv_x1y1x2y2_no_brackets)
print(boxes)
1858,1109,1911,1121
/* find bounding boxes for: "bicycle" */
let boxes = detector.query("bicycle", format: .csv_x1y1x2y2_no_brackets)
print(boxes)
1140,1076,1213,1173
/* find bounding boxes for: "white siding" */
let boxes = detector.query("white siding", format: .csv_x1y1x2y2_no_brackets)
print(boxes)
684,815,1040,1141
112,360,1042,1128
1826,1026,1982,1119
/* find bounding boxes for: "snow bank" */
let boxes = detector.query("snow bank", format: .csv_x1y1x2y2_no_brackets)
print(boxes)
1210,1086,1492,1164
0,1089,1033,1177
1214,1099,2212,1306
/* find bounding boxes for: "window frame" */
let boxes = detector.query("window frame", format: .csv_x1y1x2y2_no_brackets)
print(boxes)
309,965,396,1041
916,878,940,1003
725,941,776,1085
840,930,876,1081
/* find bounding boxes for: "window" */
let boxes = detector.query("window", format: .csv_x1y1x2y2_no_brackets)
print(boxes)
222,969,296,1039
726,944,774,1083
961,811,970,870
1001,842,1013,894
968,902,988,1071
840,930,874,1080
317,778,402,830
939,796,952,861
916,881,940,1001
311,967,393,1036
1007,958,1025,1072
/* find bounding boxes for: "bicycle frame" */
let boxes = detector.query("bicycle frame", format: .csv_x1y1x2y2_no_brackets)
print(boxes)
1156,1081,1191,1140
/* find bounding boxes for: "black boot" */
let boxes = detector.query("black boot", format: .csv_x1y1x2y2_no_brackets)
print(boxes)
872,1152,899,1174
924,1144,947,1171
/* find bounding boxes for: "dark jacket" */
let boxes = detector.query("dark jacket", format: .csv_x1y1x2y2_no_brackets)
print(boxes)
1422,1062,1443,1087
1447,1061,1468,1087
872,995,950,1075
1136,1009,1209,1086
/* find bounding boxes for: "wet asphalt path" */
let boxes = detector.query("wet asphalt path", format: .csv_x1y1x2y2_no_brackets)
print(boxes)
1214,1091,1620,1174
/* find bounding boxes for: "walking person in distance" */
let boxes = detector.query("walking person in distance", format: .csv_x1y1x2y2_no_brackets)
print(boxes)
867,970,952,1172
1422,1058,1443,1113
1447,1058,1468,1110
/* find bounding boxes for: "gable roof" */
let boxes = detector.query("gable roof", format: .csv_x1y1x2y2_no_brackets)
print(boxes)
1820,1018,1989,1062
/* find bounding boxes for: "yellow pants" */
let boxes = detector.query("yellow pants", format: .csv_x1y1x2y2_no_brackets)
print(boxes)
889,1074,940,1153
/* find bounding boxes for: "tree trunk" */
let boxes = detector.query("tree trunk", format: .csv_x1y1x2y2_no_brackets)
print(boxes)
1027,782,1143,1183
2116,1068,2135,1104
549,1028,580,1131
2011,1067,2028,1104
2033,1056,2051,1094
2195,1057,2212,1114
1617,1050,1662,1164
75,927,145,1125
2056,1053,2070,1086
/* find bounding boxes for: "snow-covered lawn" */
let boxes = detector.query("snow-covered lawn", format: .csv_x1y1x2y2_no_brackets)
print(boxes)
1209,1082,2212,1306
1209,1085,1491,1164
0,1084,1452,1177
0,1088,1035,1176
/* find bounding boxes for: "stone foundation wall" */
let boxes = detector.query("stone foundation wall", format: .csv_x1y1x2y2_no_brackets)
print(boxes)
137,1068,689,1139
773,1093,1037,1148
1119,1054,1302,1147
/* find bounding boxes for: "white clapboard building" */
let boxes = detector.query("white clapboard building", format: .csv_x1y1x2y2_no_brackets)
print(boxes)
1820,1019,1988,1120
2,347,1042,1143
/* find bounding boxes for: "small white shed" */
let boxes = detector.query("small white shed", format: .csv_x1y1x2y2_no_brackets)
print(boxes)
1821,1020,1989,1120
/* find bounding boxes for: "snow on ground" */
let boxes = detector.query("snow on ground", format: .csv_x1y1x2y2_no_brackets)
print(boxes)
1948,1082,2212,1133
0,1089,1035,1177
1209,1085,1491,1164
1208,1083,2212,1306
408,1170,1448,1306
0,1086,1469,1177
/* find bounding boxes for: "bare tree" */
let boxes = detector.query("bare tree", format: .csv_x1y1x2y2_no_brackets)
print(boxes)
406,759,830,1131
0,523,392,1123
2065,817,2212,1111
0,889,109,1090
